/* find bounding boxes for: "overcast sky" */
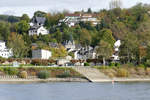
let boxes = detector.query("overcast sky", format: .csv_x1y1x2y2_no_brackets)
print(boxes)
0,0,150,17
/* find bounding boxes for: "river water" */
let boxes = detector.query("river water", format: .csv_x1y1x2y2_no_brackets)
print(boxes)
0,82,150,100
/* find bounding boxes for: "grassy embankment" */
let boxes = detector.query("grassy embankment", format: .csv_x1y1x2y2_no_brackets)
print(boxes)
0,67,85,79
94,64,150,78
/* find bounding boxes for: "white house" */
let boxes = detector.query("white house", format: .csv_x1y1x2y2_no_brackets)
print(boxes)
32,49,52,59
80,14,100,26
112,40,121,61
0,41,13,58
72,46,96,60
29,16,49,36
59,13,100,27
59,14,81,27
29,26,49,36
63,40,76,52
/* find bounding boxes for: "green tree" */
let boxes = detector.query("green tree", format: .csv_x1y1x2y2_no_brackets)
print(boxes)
0,21,10,41
55,30,62,43
99,29,115,47
87,8,92,13
16,20,30,34
7,32,28,58
119,33,139,63
96,40,113,66
34,11,46,17
79,29,92,46
21,14,30,23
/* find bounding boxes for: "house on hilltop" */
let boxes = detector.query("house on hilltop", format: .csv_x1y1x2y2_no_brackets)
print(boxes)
59,13,81,27
59,13,100,27
29,16,48,36
29,26,49,36
30,16,46,26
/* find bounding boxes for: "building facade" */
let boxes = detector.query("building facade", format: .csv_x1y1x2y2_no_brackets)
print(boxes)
29,16,49,36
29,26,49,36
32,49,52,59
0,41,13,58
59,13,100,27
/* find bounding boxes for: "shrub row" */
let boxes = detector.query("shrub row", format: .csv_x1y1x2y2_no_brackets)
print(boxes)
0,67,78,79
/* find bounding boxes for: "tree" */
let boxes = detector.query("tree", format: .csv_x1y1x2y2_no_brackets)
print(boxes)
119,33,139,64
21,14,30,23
16,20,30,34
54,30,62,43
34,11,46,17
79,29,92,46
62,28,72,42
99,29,115,47
7,32,28,58
110,22,129,39
96,40,113,66
87,8,92,13
0,21,10,41
45,12,65,28
51,45,67,58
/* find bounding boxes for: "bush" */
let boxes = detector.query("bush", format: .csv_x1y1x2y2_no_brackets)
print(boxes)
115,63,121,67
117,68,129,77
18,71,28,78
109,62,116,67
31,72,36,76
138,64,145,68
57,70,71,78
4,67,19,75
38,70,50,79
31,59,49,66
145,60,150,67
146,68,150,75
0,57,6,64
136,67,146,75
84,62,90,66
109,62,121,67
0,67,4,72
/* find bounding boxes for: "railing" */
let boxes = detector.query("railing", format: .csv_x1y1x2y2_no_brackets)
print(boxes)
0,75,37,79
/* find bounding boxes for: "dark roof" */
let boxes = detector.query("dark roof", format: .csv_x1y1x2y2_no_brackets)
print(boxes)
33,17,46,25
49,42,58,48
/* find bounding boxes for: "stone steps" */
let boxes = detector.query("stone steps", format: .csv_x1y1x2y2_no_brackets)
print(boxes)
73,67,111,82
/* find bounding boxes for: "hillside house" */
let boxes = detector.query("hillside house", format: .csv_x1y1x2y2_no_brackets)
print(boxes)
29,16,49,36
30,17,46,26
59,13,100,27
112,40,121,61
63,40,76,52
59,14,81,27
29,26,49,36
0,41,13,58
